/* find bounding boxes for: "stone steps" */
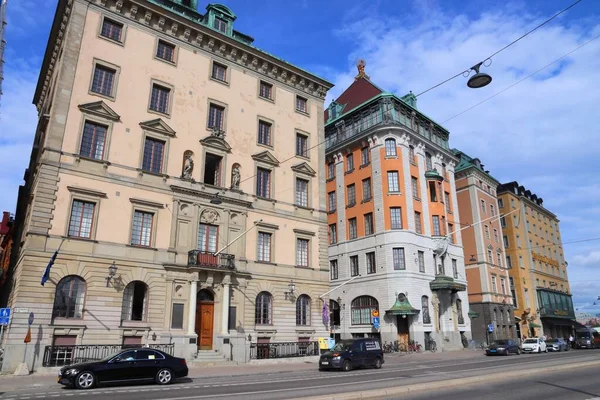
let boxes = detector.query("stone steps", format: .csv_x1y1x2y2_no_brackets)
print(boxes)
191,350,236,366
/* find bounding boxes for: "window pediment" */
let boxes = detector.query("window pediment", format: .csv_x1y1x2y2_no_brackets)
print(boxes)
252,150,280,167
200,135,232,153
139,118,176,137
78,101,120,121
291,161,316,177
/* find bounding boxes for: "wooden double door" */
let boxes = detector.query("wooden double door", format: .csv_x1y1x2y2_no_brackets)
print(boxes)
195,289,214,350
397,316,410,349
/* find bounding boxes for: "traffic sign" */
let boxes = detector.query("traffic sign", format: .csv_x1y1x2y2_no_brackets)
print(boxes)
488,323,494,332
372,316,380,329
371,310,379,318
0,308,10,326
28,312,34,326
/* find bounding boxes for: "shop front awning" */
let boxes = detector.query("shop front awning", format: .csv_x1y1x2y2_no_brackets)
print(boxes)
386,293,420,316
468,309,479,319
542,317,585,328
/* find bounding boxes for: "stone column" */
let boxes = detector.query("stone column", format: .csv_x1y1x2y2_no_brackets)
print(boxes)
187,280,198,335
221,276,231,334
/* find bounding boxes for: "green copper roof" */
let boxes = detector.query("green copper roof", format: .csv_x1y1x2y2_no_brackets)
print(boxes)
452,148,499,183
425,170,444,180
429,276,467,292
148,1,332,85
386,294,419,315
468,309,480,318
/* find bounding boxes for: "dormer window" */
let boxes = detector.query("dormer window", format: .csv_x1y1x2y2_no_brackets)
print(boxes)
213,17,228,33
330,104,337,120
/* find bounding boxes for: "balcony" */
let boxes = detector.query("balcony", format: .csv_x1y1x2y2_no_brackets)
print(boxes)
429,275,466,292
188,250,235,270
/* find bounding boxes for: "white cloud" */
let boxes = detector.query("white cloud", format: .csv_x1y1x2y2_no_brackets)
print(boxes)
572,251,600,267
328,3,600,304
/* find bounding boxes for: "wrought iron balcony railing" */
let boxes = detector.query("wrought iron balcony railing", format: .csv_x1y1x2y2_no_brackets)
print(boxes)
250,341,319,360
42,344,174,367
188,250,235,270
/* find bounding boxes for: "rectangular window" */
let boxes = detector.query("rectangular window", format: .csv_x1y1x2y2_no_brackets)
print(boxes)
393,248,406,270
348,218,357,240
497,252,503,268
500,278,506,295
444,192,451,213
501,217,506,227
390,207,402,230
366,252,376,274
503,235,509,248
362,178,372,201
256,168,271,198
491,275,497,293
494,229,499,242
197,223,218,252
506,256,512,268
364,213,374,236
415,211,422,234
156,40,175,62
409,146,415,163
411,177,419,199
296,238,309,267
91,64,115,97
68,200,95,238
258,120,272,146
387,171,400,192
329,224,337,245
259,81,273,100
100,18,123,42
452,259,458,278
208,103,225,131
429,181,437,202
296,96,308,113
480,199,486,214
432,215,441,236
361,147,370,166
213,17,228,32
257,232,272,262
385,139,397,156
485,225,490,239
203,153,222,186
171,303,184,329
131,210,154,247
328,162,335,180
347,184,356,206
509,278,517,307
149,84,170,114
295,178,309,207
330,260,338,280
517,235,521,247
296,133,308,157
418,251,425,272
448,223,454,243
498,198,504,208
142,137,165,174
346,154,354,172
328,191,336,212
490,204,495,216
519,256,524,268
350,255,359,276
488,250,493,263
79,121,107,160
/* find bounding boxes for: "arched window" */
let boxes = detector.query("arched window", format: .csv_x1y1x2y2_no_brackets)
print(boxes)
385,138,397,156
422,296,431,324
351,296,378,325
409,145,415,163
122,281,148,321
442,163,447,178
296,295,311,326
425,152,433,171
53,276,86,319
255,291,272,325
456,298,464,324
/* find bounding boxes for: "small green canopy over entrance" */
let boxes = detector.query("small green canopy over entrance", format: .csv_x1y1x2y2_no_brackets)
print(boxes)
386,293,420,316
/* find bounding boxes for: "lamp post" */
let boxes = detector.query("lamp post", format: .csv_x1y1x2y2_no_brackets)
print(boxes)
467,62,493,88
106,262,118,287
284,280,296,300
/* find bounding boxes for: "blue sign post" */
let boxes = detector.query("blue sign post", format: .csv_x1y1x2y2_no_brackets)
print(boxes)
372,317,380,330
0,308,10,326
488,323,494,332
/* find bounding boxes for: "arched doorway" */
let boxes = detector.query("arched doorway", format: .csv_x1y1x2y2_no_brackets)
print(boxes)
196,289,214,350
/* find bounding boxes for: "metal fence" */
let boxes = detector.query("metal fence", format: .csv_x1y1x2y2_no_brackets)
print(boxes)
250,341,319,360
42,344,175,367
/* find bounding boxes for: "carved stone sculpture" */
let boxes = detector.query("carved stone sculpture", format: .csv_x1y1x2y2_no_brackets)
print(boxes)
182,153,194,180
231,164,241,190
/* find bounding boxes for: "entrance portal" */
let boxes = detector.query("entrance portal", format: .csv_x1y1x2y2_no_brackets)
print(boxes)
196,289,214,350
397,316,410,350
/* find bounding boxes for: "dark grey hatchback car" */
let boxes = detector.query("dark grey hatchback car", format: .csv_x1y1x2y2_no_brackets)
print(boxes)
319,338,384,371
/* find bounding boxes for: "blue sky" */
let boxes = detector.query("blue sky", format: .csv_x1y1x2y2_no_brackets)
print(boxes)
1,0,600,313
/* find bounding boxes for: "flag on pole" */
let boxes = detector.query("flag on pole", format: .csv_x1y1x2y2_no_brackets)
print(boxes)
41,250,58,286
24,327,32,343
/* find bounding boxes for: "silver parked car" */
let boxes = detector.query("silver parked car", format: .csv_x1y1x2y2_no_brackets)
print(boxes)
546,338,569,352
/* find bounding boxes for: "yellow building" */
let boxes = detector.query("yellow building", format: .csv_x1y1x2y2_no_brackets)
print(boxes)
497,182,576,340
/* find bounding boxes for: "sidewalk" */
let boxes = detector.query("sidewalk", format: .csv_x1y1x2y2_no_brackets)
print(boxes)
0,349,485,393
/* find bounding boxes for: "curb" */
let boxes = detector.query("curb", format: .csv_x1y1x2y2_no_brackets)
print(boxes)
291,359,600,400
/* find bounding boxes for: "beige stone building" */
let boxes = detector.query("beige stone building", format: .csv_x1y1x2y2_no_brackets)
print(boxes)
0,0,333,372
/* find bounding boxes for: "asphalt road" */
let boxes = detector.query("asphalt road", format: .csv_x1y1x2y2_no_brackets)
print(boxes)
1,349,599,400
386,363,600,400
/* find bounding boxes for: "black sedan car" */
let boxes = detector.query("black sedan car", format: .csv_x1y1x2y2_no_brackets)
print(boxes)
486,340,521,356
58,348,188,389
546,338,569,352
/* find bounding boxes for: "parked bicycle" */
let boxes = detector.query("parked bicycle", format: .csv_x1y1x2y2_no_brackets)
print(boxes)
408,340,423,353
425,337,437,352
